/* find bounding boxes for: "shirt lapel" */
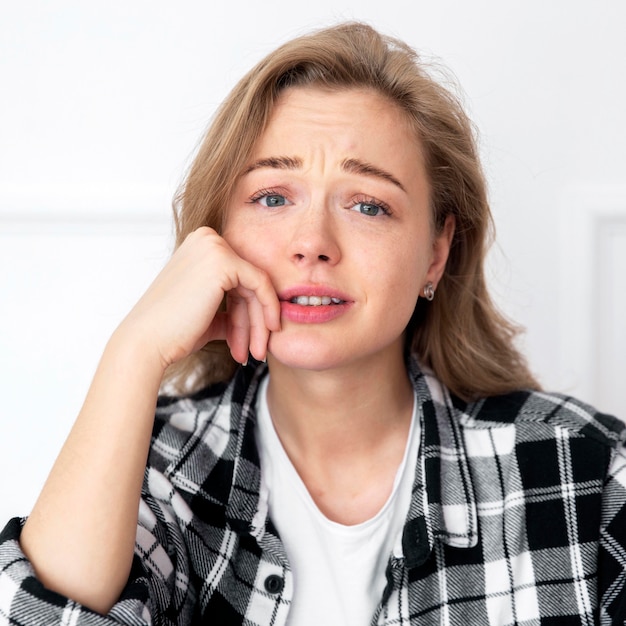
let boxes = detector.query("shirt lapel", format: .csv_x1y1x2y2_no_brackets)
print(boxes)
401,361,478,568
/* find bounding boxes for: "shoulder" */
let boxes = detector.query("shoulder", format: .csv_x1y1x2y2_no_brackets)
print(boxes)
459,388,626,449
414,360,625,450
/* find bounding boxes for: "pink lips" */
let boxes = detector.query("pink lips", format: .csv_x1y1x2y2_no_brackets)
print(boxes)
278,285,353,324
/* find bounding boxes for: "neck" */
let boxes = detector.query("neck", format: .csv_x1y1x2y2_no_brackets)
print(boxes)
265,351,414,458
264,351,415,525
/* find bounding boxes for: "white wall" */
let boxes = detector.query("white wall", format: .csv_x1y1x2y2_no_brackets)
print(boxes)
1,0,625,521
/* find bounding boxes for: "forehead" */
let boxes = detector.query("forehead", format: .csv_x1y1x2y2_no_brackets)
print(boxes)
262,86,414,139
248,86,425,179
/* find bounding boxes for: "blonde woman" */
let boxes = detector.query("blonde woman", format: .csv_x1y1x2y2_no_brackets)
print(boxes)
1,22,624,626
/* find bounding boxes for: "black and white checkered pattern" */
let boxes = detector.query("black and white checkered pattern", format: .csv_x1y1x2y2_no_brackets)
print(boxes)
1,360,625,625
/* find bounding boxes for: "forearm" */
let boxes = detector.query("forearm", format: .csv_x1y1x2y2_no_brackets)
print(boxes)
21,328,165,615
18,228,279,615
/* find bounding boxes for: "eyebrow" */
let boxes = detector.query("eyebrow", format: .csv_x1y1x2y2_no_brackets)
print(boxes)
341,158,406,192
243,155,406,192
243,156,302,174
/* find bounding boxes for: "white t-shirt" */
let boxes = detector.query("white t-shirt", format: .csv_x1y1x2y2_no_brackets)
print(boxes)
255,376,420,626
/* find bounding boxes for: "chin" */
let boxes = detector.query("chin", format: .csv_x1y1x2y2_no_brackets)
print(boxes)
267,333,349,372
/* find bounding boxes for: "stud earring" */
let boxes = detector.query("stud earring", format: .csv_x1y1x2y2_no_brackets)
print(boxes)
423,281,435,301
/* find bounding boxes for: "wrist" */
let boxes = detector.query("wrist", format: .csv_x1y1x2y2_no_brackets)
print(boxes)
105,323,169,383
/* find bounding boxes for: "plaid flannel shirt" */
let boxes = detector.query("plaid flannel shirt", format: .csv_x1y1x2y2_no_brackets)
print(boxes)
1,360,626,625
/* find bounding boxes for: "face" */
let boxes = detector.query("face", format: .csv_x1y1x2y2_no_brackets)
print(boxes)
223,87,453,373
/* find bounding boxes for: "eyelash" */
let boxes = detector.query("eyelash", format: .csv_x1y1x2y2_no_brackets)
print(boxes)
247,187,287,205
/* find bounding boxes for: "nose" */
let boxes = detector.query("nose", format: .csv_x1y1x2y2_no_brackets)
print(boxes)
288,205,341,266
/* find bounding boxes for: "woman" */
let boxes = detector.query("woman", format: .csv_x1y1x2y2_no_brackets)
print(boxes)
1,22,624,626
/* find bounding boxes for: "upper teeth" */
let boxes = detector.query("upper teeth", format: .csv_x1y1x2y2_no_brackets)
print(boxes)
291,296,343,306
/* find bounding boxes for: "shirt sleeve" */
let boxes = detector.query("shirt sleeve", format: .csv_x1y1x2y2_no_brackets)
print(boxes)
0,517,151,625
0,476,195,626
599,437,626,624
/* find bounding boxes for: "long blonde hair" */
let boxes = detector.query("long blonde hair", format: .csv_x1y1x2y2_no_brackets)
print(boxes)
165,22,540,400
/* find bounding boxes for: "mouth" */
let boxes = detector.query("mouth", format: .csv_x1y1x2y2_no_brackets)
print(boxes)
289,296,346,306
278,288,352,323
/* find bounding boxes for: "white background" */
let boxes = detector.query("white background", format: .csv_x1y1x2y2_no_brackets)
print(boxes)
1,0,625,521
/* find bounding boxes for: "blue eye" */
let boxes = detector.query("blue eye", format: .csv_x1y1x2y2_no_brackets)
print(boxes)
352,202,386,217
258,194,286,207
359,202,380,216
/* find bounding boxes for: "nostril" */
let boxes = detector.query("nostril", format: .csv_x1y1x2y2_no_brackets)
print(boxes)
319,254,330,262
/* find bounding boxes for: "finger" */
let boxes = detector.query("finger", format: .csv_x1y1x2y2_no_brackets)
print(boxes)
261,298,281,334
241,291,271,362
226,293,251,365
192,312,229,352
229,278,277,362
232,263,281,332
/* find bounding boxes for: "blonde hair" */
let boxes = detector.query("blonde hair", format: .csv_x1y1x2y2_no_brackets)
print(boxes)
165,22,540,400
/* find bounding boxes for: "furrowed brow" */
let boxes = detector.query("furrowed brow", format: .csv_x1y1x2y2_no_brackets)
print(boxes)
243,156,303,175
341,158,406,192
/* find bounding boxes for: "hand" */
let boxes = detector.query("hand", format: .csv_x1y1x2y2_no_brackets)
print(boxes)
118,227,281,369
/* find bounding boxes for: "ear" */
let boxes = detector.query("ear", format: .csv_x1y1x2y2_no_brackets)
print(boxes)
426,215,455,287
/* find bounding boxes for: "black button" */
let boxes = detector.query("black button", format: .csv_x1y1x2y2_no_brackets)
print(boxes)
264,574,284,594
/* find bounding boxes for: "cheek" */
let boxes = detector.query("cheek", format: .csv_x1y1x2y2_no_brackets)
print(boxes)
223,219,277,272
376,249,428,313
222,213,252,256
222,227,243,254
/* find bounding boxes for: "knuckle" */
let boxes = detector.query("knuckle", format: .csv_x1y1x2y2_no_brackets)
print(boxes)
185,226,219,246
195,226,218,237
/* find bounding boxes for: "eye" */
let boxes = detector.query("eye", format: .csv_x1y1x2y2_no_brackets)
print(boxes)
259,194,287,207
248,189,290,208
349,198,391,217
354,202,382,216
